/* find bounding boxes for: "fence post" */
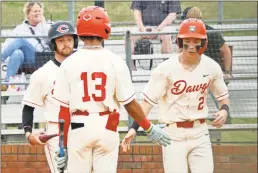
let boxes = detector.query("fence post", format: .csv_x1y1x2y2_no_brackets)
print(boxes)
94,1,105,47
124,30,134,132
95,0,105,7
0,1,2,169
68,0,75,25
218,0,224,24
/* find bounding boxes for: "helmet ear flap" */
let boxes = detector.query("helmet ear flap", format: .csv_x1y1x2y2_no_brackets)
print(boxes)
177,38,183,48
198,39,208,55
201,39,206,47
49,40,56,51
73,36,78,49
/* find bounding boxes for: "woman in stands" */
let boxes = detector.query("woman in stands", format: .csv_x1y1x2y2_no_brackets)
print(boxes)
1,1,51,88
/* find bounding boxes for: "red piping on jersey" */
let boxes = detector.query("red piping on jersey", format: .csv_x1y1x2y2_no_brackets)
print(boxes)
142,93,157,105
53,97,69,106
118,93,135,103
216,93,229,100
23,100,42,107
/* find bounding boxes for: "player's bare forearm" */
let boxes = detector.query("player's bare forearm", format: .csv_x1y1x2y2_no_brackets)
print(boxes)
218,97,230,109
139,100,153,116
124,99,153,130
124,99,147,122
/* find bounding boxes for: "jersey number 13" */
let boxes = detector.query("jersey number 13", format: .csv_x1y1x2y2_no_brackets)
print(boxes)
81,72,107,102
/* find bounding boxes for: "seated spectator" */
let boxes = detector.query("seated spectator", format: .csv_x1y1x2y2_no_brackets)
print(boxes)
1,1,51,85
130,0,181,69
181,6,232,79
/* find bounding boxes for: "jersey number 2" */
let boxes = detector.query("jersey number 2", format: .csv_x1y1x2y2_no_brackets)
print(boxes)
198,96,204,110
81,72,107,102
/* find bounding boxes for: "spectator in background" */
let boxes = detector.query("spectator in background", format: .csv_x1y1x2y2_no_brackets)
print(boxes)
1,1,51,86
130,0,181,69
181,6,233,79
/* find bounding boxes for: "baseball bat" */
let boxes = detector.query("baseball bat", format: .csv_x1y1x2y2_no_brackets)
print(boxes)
39,133,58,143
59,119,65,173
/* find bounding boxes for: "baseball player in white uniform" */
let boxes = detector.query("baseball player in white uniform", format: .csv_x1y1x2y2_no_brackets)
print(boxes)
122,18,230,173
53,6,171,173
22,21,78,173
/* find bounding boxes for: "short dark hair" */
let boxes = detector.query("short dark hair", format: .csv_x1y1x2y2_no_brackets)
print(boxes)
79,36,103,42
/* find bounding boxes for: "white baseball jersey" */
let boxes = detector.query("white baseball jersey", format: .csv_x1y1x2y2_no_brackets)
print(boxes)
22,60,61,122
53,48,135,113
143,54,229,124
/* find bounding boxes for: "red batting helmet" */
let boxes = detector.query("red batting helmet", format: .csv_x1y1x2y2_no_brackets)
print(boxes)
76,6,111,39
177,18,208,55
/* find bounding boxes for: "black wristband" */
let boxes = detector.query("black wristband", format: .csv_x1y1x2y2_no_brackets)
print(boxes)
130,121,140,131
220,104,229,115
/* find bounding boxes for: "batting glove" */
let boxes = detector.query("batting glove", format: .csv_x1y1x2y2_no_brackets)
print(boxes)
146,124,171,147
55,148,68,172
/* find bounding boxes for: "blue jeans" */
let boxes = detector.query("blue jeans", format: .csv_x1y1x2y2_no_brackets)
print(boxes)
1,38,36,81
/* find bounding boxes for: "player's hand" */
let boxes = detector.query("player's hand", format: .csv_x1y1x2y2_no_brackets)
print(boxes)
55,148,68,172
26,132,46,146
121,128,137,152
211,110,228,128
146,124,171,147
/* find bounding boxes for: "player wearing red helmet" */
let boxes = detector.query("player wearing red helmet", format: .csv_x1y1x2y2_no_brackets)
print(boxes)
53,6,171,173
122,18,230,173
177,18,208,55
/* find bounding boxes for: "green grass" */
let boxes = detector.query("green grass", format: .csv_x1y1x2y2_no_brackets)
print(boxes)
1,1,257,26
219,118,257,143
223,31,257,37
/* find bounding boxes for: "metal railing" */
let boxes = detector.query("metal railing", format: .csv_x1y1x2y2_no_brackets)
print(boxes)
0,27,257,144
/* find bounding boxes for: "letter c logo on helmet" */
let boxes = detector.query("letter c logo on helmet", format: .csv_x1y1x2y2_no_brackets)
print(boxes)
56,24,69,34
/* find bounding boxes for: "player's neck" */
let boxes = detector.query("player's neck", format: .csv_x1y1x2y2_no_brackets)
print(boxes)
55,53,66,63
83,40,103,49
179,53,201,65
